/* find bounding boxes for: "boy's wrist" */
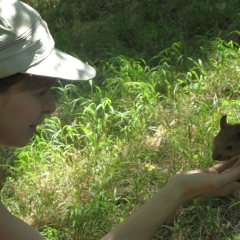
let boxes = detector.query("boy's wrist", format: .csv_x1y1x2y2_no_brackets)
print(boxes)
163,180,191,206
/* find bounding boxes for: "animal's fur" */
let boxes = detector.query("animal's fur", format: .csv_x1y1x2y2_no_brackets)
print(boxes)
212,115,240,161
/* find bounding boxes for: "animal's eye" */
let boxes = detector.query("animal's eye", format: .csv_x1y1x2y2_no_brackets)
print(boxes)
226,144,233,151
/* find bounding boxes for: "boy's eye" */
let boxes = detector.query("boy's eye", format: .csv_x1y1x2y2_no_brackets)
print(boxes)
37,89,47,96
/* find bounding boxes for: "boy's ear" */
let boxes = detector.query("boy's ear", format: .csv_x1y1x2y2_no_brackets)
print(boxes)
220,115,228,129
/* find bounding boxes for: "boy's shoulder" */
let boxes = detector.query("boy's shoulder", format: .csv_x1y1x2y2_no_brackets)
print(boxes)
0,201,46,239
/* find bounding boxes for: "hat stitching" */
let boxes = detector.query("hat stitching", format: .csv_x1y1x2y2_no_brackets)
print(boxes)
0,17,41,50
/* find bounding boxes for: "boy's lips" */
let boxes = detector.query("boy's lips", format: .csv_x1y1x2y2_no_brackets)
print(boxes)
29,120,43,133
29,123,42,133
29,124,37,133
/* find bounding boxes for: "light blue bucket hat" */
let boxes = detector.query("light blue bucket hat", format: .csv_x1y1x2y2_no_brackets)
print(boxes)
0,0,96,80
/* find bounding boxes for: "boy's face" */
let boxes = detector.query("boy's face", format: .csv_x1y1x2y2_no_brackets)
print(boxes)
0,75,56,147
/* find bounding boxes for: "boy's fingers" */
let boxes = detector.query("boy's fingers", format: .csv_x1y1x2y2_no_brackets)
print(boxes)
211,157,240,173
219,165,240,184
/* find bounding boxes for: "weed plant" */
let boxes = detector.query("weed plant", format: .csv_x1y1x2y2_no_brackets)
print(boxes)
1,0,240,239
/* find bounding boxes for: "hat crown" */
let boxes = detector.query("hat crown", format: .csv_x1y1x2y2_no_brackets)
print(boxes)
0,0,55,78
0,0,96,81
0,0,40,43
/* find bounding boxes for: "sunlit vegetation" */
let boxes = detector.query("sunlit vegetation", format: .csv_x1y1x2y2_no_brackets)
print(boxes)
1,1,240,239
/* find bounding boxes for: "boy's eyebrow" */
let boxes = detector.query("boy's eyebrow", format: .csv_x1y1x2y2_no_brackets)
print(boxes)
27,76,56,90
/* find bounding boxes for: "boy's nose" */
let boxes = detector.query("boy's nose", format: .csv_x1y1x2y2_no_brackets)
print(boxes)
42,91,56,114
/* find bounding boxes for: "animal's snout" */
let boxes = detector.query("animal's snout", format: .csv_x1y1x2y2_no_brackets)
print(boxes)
212,154,222,160
212,153,232,161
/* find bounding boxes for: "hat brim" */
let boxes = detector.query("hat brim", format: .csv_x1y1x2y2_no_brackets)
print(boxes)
21,48,96,81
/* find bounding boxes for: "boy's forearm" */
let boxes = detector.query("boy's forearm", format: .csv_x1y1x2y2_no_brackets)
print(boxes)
101,182,184,240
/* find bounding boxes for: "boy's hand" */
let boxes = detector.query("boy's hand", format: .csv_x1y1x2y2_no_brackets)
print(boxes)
168,156,240,201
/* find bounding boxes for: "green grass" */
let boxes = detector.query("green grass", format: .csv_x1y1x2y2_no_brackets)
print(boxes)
1,1,240,239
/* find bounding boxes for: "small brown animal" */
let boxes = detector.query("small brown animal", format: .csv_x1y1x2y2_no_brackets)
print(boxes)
212,115,240,161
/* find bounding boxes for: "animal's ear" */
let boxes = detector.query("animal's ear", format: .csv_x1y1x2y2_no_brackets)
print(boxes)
220,115,228,129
